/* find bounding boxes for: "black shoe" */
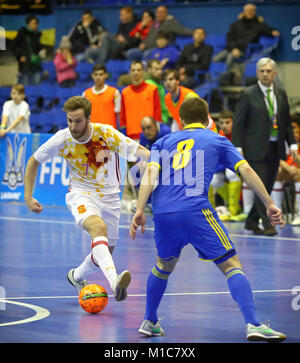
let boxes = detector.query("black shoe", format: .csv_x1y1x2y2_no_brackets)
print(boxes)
264,227,278,236
245,224,264,235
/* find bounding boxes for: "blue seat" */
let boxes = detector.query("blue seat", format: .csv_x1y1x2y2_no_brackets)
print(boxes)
106,60,131,82
52,108,66,130
174,36,193,51
205,34,226,55
42,61,57,83
76,62,93,83
242,61,257,86
56,87,73,106
25,85,41,108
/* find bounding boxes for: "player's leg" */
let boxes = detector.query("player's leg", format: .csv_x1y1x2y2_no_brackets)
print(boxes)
139,256,178,337
216,254,286,342
139,211,187,337
82,214,131,301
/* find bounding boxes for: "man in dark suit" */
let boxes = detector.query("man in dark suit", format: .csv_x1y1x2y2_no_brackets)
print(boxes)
232,57,297,236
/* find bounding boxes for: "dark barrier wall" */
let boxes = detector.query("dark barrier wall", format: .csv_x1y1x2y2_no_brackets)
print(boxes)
1,2,299,61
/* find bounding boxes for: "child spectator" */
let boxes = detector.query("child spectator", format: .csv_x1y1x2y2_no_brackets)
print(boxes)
0,84,31,136
54,36,78,88
146,31,179,69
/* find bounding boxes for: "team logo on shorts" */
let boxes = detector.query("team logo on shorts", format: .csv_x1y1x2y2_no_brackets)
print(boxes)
78,205,87,214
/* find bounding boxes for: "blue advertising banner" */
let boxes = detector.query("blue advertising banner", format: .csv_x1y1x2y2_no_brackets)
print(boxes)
0,132,127,207
0,132,68,206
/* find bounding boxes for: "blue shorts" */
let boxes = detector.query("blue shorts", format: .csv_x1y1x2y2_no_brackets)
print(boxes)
153,207,236,263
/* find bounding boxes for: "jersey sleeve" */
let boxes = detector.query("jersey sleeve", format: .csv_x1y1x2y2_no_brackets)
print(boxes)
218,136,246,174
148,139,162,170
34,131,65,164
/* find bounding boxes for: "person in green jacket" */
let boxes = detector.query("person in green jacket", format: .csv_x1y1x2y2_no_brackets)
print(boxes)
145,59,170,125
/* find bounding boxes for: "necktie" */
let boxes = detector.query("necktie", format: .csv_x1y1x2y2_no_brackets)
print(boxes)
266,89,274,119
266,88,278,139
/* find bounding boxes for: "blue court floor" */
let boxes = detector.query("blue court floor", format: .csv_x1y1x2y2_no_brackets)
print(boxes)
0,201,299,343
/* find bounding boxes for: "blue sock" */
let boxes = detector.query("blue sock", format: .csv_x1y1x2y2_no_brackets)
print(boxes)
226,268,260,326
145,265,171,324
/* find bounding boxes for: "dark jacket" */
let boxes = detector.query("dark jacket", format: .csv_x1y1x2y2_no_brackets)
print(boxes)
232,83,295,163
11,26,43,73
144,15,193,50
68,17,104,54
176,42,213,75
116,14,140,50
226,14,276,52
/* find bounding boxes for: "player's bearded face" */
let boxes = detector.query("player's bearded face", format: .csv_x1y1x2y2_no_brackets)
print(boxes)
67,109,91,141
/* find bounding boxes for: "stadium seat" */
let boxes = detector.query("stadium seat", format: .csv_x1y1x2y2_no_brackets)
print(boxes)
42,61,57,83
205,34,226,55
242,61,257,86
76,62,93,83
106,60,131,83
174,36,193,51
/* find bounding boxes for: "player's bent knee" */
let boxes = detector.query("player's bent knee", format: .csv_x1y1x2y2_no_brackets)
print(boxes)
82,215,107,239
216,254,243,275
156,256,178,273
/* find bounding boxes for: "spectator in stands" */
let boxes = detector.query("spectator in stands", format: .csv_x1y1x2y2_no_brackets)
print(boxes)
82,64,121,129
176,27,213,87
0,84,31,137
145,31,179,70
213,3,280,83
140,116,171,151
129,9,155,50
126,5,193,60
11,14,46,85
145,59,169,125
120,61,162,140
54,36,77,88
68,9,104,62
210,110,244,222
85,6,139,64
114,6,140,59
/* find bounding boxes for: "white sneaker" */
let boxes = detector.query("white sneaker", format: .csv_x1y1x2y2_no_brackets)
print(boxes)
114,270,131,302
291,215,300,226
246,323,286,342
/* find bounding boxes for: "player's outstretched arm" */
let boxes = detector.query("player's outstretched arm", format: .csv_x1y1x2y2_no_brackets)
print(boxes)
24,155,43,214
134,144,151,162
238,161,285,229
130,164,159,240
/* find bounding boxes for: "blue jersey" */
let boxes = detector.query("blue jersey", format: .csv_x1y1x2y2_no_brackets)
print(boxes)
148,123,245,214
140,123,171,150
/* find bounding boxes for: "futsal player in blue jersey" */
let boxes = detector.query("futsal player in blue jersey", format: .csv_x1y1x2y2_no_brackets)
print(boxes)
130,97,286,342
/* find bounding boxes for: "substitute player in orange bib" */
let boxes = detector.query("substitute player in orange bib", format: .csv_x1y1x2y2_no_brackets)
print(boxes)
24,96,150,301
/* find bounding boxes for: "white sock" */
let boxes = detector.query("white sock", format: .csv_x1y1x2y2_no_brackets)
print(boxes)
91,236,118,292
295,182,300,213
242,182,255,214
271,181,284,209
74,253,98,282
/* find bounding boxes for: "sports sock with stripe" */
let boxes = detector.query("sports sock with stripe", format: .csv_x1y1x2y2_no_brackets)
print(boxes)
91,236,118,291
145,265,171,324
74,253,98,282
226,268,260,326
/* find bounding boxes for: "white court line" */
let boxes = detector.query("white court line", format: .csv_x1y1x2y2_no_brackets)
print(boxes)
0,299,50,327
1,216,300,242
1,289,295,301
